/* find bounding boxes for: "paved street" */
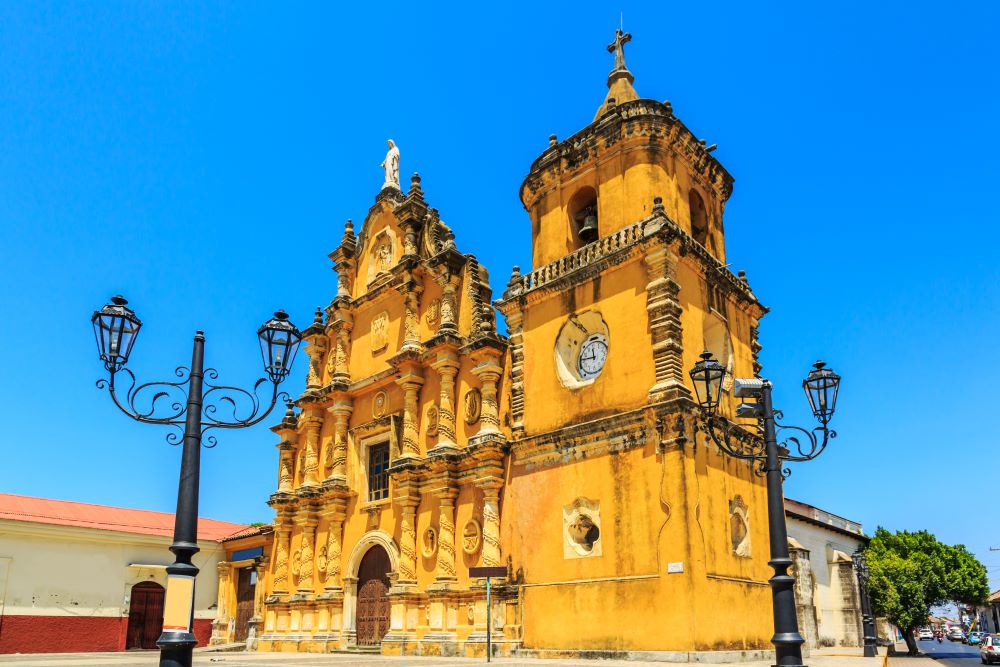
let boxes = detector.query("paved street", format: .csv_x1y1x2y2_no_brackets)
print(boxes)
912,638,982,667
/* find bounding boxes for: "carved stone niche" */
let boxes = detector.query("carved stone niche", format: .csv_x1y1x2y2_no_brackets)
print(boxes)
563,497,602,559
463,389,481,425
426,405,439,437
462,519,482,555
367,229,397,284
729,495,751,558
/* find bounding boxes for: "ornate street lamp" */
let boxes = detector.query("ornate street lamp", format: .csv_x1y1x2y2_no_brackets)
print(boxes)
689,355,841,667
853,549,878,657
92,296,301,667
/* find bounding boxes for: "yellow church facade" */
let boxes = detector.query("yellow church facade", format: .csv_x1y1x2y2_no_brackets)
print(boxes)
256,31,775,659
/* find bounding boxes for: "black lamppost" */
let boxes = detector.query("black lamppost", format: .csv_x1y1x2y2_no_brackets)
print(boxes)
689,353,841,667
92,295,301,667
853,550,878,656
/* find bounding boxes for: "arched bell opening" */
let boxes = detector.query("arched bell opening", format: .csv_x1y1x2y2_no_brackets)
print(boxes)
567,186,599,247
689,189,709,248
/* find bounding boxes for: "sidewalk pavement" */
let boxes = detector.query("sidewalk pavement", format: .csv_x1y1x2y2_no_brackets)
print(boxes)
0,650,890,667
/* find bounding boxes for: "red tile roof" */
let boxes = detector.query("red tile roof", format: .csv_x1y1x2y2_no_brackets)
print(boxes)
0,493,248,542
220,524,273,543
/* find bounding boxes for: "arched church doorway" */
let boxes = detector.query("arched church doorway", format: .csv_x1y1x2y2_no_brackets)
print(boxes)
125,581,164,650
355,545,391,647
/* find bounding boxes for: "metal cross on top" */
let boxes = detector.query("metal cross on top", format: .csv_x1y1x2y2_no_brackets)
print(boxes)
607,28,632,71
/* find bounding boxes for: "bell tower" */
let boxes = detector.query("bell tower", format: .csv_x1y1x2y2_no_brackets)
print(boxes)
520,28,732,271
495,31,773,653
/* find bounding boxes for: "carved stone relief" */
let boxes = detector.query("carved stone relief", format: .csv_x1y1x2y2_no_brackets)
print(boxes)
425,297,441,329
372,390,389,419
426,405,439,437
372,232,394,274
563,497,602,559
421,527,438,558
464,389,482,425
730,495,751,557
462,519,482,555
371,311,389,353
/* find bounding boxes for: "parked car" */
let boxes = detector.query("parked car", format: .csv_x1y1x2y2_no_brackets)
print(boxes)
981,635,1000,663
970,633,984,646
950,628,967,641
919,629,935,640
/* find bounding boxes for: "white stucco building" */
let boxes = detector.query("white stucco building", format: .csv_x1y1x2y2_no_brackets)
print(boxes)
0,493,246,654
785,498,867,649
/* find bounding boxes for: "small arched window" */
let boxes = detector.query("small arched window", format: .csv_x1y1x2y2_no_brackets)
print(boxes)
689,190,709,247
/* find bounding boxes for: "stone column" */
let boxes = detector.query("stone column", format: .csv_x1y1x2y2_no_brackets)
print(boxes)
402,289,422,350
396,493,420,586
325,400,352,484
396,375,423,459
644,241,690,402
320,507,345,591
272,525,293,595
299,408,322,488
277,447,294,493
479,483,502,569
437,270,459,335
211,561,231,644
505,307,526,438
247,557,268,649
435,490,458,584
294,514,318,596
332,317,353,383
431,352,460,451
471,357,502,436
305,338,328,389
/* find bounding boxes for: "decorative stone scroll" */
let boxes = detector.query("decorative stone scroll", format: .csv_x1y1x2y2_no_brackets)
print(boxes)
425,297,441,329
563,497,603,559
464,388,482,425
372,390,388,419
462,519,482,555
426,405,439,437
371,310,389,353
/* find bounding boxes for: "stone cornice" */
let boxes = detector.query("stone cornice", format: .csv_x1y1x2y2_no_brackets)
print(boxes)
520,98,734,209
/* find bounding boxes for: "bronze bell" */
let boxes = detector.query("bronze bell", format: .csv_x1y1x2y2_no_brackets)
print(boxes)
578,208,598,242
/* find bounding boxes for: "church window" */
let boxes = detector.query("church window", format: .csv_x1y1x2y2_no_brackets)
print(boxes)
367,442,390,502
703,302,734,393
689,189,709,247
568,187,599,245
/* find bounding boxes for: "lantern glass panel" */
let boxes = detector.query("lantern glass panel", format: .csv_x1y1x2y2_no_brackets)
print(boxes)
91,296,141,371
258,310,301,383
803,361,840,422
689,351,726,412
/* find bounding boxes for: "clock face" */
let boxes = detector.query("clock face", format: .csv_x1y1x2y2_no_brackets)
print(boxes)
578,335,608,379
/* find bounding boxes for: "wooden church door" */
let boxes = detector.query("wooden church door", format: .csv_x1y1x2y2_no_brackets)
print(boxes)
355,545,391,646
233,567,255,642
126,581,165,650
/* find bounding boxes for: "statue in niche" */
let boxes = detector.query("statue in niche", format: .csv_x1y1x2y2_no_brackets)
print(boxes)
373,233,393,273
563,497,603,559
464,389,482,425
381,139,400,190
371,311,389,353
730,496,751,557
422,527,438,558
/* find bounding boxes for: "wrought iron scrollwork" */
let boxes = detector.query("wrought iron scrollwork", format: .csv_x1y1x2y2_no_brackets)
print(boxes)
96,365,287,445
699,408,835,478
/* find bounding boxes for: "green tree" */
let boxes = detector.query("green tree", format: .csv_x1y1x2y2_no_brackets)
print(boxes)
864,528,988,655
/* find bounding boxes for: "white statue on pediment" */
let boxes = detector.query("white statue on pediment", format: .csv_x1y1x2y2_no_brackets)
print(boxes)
381,139,400,191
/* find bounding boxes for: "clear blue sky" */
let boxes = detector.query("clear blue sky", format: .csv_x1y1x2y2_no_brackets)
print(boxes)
2,2,998,582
